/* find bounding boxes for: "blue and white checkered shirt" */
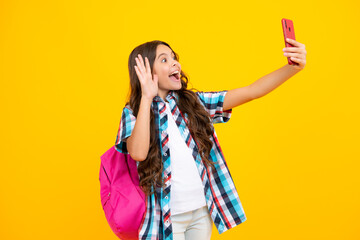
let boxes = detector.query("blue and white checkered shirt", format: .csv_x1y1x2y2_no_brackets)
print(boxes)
115,90,247,240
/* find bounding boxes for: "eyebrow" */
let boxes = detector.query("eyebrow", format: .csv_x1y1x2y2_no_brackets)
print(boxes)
157,52,175,60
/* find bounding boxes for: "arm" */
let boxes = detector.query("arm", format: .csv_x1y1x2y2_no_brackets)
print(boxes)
223,85,258,111
223,64,300,111
223,38,306,111
126,97,153,161
127,54,159,161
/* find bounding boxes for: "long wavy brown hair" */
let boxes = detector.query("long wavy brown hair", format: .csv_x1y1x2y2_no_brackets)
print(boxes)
126,40,216,196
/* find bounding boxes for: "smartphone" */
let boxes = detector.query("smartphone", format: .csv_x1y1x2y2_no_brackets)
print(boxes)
281,18,298,65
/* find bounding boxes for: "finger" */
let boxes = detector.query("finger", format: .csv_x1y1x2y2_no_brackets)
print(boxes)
134,65,143,80
284,52,303,59
289,56,303,64
135,56,144,74
286,38,302,47
145,57,151,75
286,38,305,48
283,47,305,53
137,54,146,72
135,58,145,77
135,57,143,72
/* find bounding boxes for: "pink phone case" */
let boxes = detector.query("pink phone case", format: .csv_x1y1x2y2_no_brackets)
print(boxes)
281,18,298,65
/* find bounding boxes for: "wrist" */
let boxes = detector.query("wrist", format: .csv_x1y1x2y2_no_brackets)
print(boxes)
141,95,154,105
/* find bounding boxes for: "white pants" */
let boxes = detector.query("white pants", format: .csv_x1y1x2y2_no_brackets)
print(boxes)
171,206,213,240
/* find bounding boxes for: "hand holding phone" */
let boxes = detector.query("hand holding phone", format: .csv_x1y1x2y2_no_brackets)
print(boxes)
282,18,298,66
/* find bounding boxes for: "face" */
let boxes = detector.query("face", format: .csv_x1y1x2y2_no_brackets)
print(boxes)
152,44,182,100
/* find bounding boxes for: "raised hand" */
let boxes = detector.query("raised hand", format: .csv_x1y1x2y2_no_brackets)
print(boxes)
283,38,307,70
134,54,158,100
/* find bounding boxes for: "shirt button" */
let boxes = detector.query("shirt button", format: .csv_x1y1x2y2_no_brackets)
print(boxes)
165,196,168,199
164,153,167,156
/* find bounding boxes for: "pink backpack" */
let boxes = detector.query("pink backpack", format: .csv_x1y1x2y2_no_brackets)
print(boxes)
99,146,146,240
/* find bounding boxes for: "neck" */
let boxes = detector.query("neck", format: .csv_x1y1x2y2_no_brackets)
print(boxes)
158,90,170,101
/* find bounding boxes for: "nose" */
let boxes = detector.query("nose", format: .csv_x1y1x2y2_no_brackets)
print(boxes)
172,59,179,68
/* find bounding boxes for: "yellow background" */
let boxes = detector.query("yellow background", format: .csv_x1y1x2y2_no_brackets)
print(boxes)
1,0,359,239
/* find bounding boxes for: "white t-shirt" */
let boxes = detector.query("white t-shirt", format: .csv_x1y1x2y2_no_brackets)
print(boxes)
164,102,207,215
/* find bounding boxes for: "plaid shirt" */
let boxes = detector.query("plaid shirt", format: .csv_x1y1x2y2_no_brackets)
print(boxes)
115,90,247,240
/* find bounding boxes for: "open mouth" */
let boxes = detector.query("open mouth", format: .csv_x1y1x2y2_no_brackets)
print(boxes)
169,72,181,81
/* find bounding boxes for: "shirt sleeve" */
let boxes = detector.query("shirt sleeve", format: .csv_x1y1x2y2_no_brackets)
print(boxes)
115,105,136,154
195,90,232,124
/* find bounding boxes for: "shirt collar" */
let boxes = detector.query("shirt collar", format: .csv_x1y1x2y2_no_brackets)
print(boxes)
153,90,178,103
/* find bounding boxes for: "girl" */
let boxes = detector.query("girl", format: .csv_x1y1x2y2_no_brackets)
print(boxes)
115,40,307,240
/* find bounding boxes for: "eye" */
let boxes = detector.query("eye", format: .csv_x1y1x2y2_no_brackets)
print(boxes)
161,56,176,63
